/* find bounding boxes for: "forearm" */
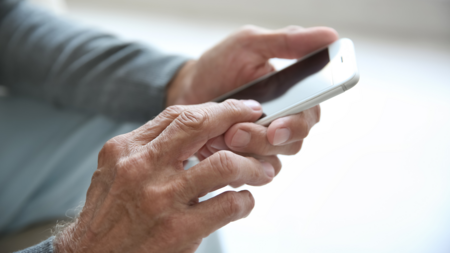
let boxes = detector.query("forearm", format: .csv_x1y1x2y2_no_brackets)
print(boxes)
0,0,189,121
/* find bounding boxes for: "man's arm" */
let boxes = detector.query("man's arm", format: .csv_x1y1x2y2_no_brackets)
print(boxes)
0,0,188,122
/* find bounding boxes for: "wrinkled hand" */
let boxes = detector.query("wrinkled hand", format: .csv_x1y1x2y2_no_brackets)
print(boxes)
54,100,280,253
167,25,338,159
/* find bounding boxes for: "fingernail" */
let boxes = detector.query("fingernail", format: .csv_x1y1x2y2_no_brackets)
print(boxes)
210,137,228,150
242,100,261,111
273,128,291,146
261,162,275,178
230,129,251,148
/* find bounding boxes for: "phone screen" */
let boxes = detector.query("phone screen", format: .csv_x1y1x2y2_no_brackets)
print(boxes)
219,48,334,116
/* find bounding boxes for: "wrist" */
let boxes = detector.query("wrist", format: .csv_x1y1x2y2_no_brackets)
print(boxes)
53,223,75,253
53,219,88,253
166,60,197,107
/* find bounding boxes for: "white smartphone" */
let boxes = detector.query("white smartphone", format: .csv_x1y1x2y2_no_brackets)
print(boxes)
214,38,360,126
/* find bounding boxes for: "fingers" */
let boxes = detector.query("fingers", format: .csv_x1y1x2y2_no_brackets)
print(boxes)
182,151,275,198
199,106,320,156
221,123,303,156
185,190,255,240
238,25,339,60
267,105,321,146
149,99,263,161
196,148,282,178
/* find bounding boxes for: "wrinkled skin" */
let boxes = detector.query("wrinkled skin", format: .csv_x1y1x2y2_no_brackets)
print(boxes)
54,100,280,253
55,25,338,253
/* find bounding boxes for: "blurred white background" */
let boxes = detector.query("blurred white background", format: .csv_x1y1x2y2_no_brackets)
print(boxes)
31,0,450,252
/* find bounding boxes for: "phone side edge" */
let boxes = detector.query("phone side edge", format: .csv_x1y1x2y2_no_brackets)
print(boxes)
330,38,359,90
342,70,360,91
256,85,345,126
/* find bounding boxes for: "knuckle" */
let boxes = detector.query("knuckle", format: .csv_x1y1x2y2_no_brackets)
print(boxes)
98,135,126,162
283,25,304,32
91,169,102,180
286,141,303,155
176,110,209,133
143,184,174,211
211,151,239,180
90,168,107,184
238,25,260,35
164,105,185,117
203,102,217,107
144,185,162,201
235,25,263,43
101,139,118,154
114,152,148,184
298,119,310,139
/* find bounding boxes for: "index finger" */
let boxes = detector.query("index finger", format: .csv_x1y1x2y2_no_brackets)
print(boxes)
149,99,263,162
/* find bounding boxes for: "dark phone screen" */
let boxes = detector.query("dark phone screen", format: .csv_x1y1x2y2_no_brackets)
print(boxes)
219,48,333,116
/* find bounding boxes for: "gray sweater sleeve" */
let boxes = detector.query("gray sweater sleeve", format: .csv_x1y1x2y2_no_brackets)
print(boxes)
15,237,54,253
0,0,189,122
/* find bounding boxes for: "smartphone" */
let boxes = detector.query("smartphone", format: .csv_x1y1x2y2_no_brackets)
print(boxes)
214,38,360,126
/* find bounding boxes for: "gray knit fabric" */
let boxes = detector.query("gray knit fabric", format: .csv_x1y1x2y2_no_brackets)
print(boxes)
0,0,189,122
15,237,54,253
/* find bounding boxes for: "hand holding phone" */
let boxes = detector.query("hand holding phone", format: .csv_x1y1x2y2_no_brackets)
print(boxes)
195,26,342,161
214,38,359,126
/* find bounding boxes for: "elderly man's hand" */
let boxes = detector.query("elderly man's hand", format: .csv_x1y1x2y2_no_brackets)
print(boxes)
54,100,280,253
167,26,338,159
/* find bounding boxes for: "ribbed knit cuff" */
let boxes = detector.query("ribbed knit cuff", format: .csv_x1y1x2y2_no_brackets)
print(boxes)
16,236,54,253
